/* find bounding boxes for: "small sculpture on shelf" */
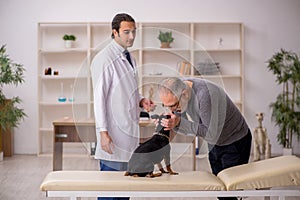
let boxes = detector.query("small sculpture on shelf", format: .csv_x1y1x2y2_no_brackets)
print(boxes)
218,37,223,49
44,67,52,75
253,112,271,161
53,70,59,76
44,67,59,76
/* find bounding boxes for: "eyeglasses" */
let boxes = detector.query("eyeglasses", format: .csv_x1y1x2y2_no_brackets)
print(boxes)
162,93,182,111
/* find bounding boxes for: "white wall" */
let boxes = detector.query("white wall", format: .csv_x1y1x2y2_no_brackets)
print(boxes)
0,0,299,155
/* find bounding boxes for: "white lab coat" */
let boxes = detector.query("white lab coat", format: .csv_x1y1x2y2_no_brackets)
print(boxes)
91,40,142,162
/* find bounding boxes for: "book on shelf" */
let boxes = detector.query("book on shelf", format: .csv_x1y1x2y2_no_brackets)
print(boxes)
178,61,191,76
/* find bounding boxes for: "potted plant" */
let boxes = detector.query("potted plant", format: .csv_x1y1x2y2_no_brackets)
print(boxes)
267,49,300,155
0,45,26,160
157,31,174,48
62,34,76,48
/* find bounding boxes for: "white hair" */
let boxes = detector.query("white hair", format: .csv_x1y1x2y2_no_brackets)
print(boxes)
158,77,187,98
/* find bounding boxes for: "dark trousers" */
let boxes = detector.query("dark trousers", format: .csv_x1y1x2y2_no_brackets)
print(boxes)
208,129,252,200
98,160,129,200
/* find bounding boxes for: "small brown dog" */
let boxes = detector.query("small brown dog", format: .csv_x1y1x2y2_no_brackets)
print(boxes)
124,114,178,178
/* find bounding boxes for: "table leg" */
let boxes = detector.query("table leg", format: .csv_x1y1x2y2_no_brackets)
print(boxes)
53,142,63,171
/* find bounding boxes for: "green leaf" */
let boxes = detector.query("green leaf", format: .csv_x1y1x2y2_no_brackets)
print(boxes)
268,49,300,148
157,31,174,43
0,45,26,131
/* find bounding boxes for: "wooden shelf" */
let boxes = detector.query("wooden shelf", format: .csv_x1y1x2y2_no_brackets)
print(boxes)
38,22,244,155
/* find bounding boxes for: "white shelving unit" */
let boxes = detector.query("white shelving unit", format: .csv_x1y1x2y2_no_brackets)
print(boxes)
37,22,244,155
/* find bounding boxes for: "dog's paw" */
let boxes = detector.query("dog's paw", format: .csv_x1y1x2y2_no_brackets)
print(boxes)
146,172,162,178
124,171,130,176
169,171,179,175
159,168,168,173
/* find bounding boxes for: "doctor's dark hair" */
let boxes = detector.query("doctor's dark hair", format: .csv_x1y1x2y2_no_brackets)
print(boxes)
111,13,135,39
158,77,188,99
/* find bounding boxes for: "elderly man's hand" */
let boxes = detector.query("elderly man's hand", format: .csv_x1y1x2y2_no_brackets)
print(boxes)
161,112,181,130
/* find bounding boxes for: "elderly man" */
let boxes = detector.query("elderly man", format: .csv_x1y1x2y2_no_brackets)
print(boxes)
158,77,252,200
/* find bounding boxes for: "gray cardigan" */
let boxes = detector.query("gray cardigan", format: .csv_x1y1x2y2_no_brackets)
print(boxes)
174,78,249,146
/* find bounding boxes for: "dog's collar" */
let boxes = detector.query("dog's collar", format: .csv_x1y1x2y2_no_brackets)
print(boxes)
155,132,170,140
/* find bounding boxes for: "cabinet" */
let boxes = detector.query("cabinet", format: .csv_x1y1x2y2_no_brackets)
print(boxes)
37,22,111,154
138,23,244,115
37,22,244,156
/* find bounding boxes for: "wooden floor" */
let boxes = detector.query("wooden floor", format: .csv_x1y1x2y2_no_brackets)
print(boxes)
0,153,298,200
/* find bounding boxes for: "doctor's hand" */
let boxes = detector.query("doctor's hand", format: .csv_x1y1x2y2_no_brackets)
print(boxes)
140,98,156,112
100,131,114,154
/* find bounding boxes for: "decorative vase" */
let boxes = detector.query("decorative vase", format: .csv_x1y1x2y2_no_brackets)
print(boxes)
64,40,73,48
160,42,171,48
58,82,67,102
